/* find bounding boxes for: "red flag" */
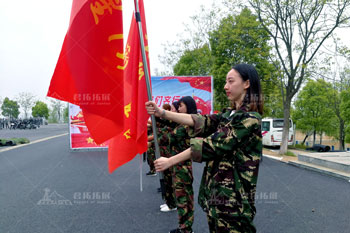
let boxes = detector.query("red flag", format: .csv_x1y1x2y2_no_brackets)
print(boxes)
108,0,150,173
47,0,124,144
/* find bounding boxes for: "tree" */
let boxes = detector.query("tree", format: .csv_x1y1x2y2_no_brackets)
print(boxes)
341,88,350,143
48,99,65,123
263,88,284,118
1,97,20,118
292,79,335,145
0,96,3,117
210,7,278,110
32,101,49,119
308,38,350,150
16,92,36,119
173,44,213,76
340,68,350,145
247,0,350,154
63,107,69,123
325,69,350,150
158,3,224,75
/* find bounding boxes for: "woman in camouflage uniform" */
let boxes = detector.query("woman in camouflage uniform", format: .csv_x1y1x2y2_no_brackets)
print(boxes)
146,64,263,233
155,102,180,212
146,104,172,176
167,96,197,233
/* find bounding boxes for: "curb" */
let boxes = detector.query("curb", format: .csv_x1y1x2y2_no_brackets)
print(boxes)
262,154,283,161
288,160,350,181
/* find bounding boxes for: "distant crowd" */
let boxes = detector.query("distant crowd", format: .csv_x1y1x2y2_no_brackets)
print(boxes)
0,118,44,130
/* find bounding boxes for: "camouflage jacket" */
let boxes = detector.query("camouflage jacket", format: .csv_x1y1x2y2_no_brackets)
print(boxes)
169,125,190,156
155,118,179,158
188,106,262,222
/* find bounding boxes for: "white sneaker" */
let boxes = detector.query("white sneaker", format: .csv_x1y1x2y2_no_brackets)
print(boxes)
160,204,167,209
160,205,177,212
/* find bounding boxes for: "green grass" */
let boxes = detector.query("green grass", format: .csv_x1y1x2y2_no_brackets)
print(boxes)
0,138,30,146
288,144,307,150
11,138,30,144
284,150,296,157
0,139,6,146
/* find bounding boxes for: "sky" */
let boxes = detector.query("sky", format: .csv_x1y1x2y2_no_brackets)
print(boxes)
0,0,215,103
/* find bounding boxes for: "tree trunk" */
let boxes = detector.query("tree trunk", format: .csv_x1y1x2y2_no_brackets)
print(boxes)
339,119,345,151
302,134,309,145
313,130,316,146
320,132,323,145
279,98,291,155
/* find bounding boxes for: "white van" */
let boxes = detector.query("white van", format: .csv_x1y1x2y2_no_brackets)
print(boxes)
261,118,294,146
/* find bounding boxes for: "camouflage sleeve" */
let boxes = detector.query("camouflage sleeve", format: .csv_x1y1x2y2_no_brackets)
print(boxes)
156,118,178,129
187,113,223,138
169,125,190,155
190,115,261,163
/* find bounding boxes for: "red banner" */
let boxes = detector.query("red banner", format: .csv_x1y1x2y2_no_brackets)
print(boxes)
47,0,124,144
108,0,150,173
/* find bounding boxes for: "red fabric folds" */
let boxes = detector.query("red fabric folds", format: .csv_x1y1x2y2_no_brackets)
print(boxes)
108,0,150,173
47,0,124,144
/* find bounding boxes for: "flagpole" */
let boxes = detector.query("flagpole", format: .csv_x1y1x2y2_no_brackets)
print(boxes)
134,0,165,198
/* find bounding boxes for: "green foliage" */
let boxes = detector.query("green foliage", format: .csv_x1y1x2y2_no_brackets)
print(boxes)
48,109,59,123
63,107,69,123
209,7,278,110
263,88,284,118
340,89,350,122
292,79,336,137
158,3,223,75
32,101,49,119
1,97,20,118
341,89,350,143
173,44,212,76
345,126,350,144
48,99,65,123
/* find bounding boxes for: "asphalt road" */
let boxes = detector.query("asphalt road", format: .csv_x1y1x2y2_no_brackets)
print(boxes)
1,129,350,233
0,124,68,142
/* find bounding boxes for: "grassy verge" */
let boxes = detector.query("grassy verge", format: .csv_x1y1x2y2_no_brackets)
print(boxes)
0,138,30,146
284,150,296,157
288,144,307,150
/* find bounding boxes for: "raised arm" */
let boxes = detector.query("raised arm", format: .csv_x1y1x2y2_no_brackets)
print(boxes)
154,148,192,171
145,101,194,126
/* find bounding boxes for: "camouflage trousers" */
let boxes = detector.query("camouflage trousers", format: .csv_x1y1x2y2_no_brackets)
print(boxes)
146,147,156,173
172,159,194,232
206,215,256,233
163,167,176,209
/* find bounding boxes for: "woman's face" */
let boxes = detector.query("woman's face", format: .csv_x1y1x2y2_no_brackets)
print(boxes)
171,105,177,112
178,102,187,113
224,69,250,102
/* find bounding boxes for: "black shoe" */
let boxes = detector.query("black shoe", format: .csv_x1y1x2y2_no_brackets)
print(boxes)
146,171,157,176
169,229,181,233
169,229,193,233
